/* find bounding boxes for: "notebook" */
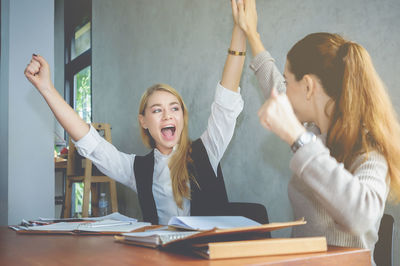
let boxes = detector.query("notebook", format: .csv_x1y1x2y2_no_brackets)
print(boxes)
116,216,307,248
117,230,201,248
11,219,151,235
167,216,261,231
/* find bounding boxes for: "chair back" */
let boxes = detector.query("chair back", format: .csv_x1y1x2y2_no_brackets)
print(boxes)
66,139,85,177
216,164,270,236
66,123,112,177
374,213,394,266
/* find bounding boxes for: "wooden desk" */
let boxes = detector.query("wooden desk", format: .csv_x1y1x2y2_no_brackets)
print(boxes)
0,227,370,265
55,159,67,169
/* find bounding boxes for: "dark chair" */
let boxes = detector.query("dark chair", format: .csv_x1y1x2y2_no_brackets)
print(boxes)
212,164,270,237
374,213,394,266
190,159,270,236
224,202,269,224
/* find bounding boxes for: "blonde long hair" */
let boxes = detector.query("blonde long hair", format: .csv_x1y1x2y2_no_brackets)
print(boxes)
138,84,195,208
287,33,400,202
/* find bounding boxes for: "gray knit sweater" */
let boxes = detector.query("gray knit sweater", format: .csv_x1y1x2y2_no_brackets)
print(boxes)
250,50,389,265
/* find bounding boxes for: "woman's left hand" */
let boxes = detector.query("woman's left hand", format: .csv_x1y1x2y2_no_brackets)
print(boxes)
258,87,306,145
231,0,240,26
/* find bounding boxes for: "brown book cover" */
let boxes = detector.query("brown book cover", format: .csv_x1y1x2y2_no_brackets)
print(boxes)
191,237,327,259
116,218,307,248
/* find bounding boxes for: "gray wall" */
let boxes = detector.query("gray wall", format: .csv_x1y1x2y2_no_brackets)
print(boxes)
92,0,400,263
0,0,10,226
0,0,55,225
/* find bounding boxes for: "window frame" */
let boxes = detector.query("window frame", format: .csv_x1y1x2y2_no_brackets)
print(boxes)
64,0,92,118
64,0,92,217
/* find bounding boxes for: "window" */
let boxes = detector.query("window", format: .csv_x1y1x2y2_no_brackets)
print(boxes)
72,21,91,60
64,0,92,217
65,0,92,122
74,65,91,123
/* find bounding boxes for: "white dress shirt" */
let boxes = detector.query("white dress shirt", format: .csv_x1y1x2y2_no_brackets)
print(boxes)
74,82,244,225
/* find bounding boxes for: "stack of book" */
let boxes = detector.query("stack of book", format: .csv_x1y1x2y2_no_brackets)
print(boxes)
115,216,327,259
9,212,152,235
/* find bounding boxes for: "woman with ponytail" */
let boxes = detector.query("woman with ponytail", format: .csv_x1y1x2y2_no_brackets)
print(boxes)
237,0,400,264
24,0,247,225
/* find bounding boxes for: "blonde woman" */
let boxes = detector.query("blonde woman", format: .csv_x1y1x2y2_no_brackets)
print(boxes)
237,0,400,264
25,0,247,225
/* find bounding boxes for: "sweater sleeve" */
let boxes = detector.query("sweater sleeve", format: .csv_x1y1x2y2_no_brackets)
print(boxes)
290,139,389,235
249,50,286,98
73,125,137,191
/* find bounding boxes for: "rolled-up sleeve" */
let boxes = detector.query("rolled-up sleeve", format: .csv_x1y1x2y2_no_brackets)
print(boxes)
200,82,244,174
73,125,137,191
249,50,286,97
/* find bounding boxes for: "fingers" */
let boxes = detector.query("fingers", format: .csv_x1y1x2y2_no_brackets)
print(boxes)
25,60,40,76
257,100,272,130
33,54,48,68
237,0,245,16
250,0,256,10
24,65,40,87
270,87,279,99
231,0,239,23
25,70,39,84
257,89,284,130
24,54,44,86
231,0,237,14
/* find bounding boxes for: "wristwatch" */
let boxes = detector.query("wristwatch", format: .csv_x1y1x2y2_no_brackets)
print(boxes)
291,131,317,153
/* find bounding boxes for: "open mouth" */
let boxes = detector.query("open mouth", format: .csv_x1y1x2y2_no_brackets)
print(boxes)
161,125,176,139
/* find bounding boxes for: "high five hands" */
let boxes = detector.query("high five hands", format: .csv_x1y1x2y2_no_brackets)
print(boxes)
235,0,258,37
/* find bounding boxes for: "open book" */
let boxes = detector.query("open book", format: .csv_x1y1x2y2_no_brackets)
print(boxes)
10,212,152,235
116,216,307,248
167,216,261,230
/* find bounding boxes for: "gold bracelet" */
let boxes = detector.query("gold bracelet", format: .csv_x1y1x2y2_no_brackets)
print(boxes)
228,49,246,56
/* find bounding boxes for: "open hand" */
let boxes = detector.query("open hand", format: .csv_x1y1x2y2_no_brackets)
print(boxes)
257,87,306,145
236,0,258,37
24,54,53,92
231,0,240,26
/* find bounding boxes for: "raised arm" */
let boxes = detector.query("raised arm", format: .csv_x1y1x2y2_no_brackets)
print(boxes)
236,0,264,57
25,54,137,189
220,0,247,92
236,0,286,96
200,0,246,172
24,54,89,141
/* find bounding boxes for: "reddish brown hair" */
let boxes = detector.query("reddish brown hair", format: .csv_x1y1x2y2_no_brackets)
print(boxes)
287,33,400,202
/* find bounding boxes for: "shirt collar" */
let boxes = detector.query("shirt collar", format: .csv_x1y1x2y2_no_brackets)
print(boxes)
154,145,178,160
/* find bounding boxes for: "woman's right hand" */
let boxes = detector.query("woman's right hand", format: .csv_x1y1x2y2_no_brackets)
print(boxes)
237,0,258,38
24,54,53,92
24,54,90,141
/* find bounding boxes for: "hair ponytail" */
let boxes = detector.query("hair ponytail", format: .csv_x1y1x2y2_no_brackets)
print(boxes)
332,42,400,202
328,42,367,165
288,33,400,202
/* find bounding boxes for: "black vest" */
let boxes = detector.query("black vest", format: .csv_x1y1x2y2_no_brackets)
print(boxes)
133,138,229,224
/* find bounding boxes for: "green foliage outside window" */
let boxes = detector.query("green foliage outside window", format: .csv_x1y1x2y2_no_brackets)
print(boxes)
73,66,92,217
75,66,91,123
